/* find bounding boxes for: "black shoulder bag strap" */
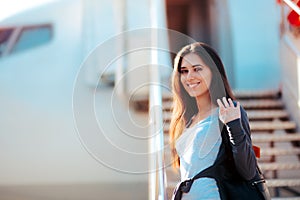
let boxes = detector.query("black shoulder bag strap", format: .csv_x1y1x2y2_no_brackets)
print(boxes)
177,119,228,194
178,143,225,194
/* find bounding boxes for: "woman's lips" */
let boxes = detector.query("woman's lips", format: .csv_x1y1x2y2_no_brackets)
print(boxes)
187,82,200,88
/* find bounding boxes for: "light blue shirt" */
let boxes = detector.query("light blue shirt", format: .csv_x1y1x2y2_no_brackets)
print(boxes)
175,109,222,200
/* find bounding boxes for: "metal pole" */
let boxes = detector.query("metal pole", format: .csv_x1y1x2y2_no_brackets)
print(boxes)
148,0,167,199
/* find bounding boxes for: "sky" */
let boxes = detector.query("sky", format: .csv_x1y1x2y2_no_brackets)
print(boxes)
0,0,56,21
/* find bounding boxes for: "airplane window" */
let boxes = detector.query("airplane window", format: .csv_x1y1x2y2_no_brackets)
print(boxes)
11,24,52,54
0,28,14,56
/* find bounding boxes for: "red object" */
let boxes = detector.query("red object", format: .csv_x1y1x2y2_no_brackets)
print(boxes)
252,145,261,158
287,0,300,26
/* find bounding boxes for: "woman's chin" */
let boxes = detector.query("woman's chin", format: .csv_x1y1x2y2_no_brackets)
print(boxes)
188,90,210,98
188,91,199,97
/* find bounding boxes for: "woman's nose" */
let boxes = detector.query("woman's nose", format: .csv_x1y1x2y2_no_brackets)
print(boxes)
186,70,195,80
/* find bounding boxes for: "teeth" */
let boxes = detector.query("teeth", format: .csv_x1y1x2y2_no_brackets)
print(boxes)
188,83,199,88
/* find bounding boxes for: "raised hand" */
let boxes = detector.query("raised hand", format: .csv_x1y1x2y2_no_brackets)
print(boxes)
217,97,241,124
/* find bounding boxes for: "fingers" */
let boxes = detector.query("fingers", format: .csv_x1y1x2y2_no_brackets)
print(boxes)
222,97,230,107
217,97,241,124
217,97,236,108
228,98,234,107
217,99,225,109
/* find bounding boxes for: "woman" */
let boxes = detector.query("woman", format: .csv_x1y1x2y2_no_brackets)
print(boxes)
169,42,270,200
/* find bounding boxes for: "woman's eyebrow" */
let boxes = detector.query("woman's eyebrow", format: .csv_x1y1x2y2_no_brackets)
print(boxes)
192,64,204,67
181,64,204,68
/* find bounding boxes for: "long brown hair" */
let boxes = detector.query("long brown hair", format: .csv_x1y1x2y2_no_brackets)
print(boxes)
169,42,235,168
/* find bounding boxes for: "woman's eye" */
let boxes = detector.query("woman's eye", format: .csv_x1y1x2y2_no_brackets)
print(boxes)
195,67,203,72
180,69,188,74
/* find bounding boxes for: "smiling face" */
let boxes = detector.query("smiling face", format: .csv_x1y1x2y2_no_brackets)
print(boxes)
180,53,213,98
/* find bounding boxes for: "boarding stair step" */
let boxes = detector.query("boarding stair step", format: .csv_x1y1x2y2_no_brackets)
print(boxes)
260,147,300,156
163,112,172,123
252,133,300,143
266,179,300,187
163,121,296,134
162,101,173,112
250,121,297,131
163,110,290,123
161,89,280,101
233,90,280,99
247,110,289,120
259,163,300,171
160,90,280,101
162,99,285,112
239,99,284,109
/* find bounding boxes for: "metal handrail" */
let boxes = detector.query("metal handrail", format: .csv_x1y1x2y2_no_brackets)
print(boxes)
148,0,167,199
280,0,300,104
283,0,300,15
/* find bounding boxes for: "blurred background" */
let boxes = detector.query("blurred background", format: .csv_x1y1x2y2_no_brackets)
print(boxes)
0,0,300,199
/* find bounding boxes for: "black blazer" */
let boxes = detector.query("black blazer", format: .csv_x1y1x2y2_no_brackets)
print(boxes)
214,105,270,199
217,105,257,181
172,105,270,200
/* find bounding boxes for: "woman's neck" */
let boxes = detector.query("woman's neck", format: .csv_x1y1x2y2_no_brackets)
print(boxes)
195,93,216,120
